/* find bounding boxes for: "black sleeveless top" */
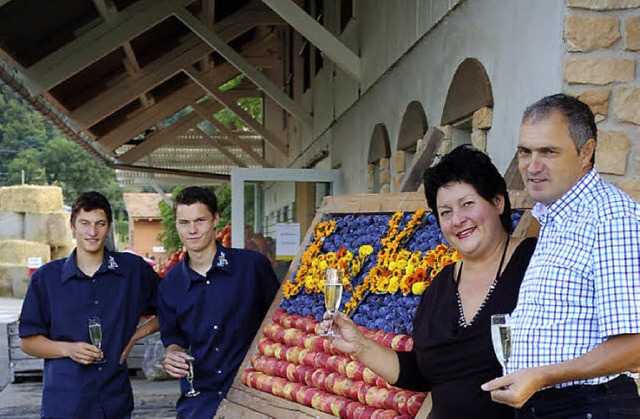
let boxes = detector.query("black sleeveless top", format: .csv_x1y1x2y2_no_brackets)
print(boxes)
395,237,537,419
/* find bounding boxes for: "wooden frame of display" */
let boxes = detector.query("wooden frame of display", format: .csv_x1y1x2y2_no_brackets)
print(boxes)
216,191,537,419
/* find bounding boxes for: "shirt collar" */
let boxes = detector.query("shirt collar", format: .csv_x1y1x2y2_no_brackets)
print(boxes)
61,249,125,282
183,241,233,288
532,169,598,225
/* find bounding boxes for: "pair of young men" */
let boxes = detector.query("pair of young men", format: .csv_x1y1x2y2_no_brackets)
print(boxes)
19,187,278,418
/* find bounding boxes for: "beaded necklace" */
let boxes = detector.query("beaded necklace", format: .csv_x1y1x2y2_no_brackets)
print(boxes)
455,236,510,328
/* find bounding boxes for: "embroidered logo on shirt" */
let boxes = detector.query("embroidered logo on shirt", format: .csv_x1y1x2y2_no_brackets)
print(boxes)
216,252,228,267
107,256,118,270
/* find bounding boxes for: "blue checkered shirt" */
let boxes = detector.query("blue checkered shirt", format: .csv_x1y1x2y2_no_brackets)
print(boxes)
508,169,640,387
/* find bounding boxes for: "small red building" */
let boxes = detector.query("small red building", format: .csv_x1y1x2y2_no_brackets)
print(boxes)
123,193,168,264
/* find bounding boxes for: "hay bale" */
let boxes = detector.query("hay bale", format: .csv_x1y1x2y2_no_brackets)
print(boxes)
0,240,50,265
51,242,75,260
0,263,29,298
0,263,27,297
0,211,25,240
0,185,63,213
24,211,72,246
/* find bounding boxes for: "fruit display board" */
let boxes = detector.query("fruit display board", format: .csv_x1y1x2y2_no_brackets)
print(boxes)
216,191,536,419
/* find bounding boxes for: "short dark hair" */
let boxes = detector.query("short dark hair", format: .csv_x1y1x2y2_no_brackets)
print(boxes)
173,186,219,218
423,145,512,233
522,93,597,164
70,191,113,225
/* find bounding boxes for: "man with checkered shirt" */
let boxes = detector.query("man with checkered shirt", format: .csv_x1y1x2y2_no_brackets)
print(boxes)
482,94,640,418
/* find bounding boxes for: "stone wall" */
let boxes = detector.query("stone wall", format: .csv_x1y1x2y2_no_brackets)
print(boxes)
564,0,640,200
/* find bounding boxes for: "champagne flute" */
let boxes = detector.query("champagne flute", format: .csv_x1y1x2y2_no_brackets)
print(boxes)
490,314,511,375
184,356,200,397
88,316,106,364
321,268,343,337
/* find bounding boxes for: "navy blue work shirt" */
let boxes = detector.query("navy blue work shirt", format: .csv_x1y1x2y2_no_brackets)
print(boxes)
158,243,279,419
19,250,159,418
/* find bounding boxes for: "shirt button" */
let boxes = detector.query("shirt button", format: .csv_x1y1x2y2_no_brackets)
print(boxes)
206,280,210,284
213,324,218,330
218,391,223,396
215,347,220,352
98,367,102,371
217,370,222,374
94,300,99,305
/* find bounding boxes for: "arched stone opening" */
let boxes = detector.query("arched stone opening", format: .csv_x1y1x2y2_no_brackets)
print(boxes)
396,101,428,191
441,58,493,151
367,123,391,193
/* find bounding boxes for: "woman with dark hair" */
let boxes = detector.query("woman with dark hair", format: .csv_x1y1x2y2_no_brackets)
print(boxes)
326,145,537,418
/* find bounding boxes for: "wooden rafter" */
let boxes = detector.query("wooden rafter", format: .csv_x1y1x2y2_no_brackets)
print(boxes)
192,102,272,167
23,0,194,96
175,7,313,128
97,34,276,151
184,66,288,157
92,0,155,110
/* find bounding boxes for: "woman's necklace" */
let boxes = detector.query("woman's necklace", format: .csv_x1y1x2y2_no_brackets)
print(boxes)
455,235,510,328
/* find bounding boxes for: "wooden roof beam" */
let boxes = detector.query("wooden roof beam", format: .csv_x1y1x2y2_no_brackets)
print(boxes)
175,7,313,129
261,0,361,81
112,163,230,180
184,66,287,157
70,11,276,129
92,0,155,109
97,40,275,151
24,0,195,96
192,102,272,167
116,97,225,163
196,126,251,168
118,117,202,164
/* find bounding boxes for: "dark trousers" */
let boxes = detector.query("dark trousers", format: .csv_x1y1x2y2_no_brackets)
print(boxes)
515,375,640,419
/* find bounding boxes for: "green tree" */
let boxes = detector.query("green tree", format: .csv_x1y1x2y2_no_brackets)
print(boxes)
0,91,49,180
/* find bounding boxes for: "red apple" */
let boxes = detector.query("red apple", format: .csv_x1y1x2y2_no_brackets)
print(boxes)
371,409,400,419
282,382,302,401
302,387,319,406
354,406,378,419
383,390,398,410
381,332,395,348
347,380,365,401
314,351,330,369
356,382,373,404
367,386,389,408
337,355,351,375
346,361,365,380
393,390,411,414
310,369,328,389
362,367,377,385
271,308,284,324
324,372,338,393
329,396,349,417
406,392,426,416
299,349,315,366
295,386,308,405
345,401,362,418
310,391,323,410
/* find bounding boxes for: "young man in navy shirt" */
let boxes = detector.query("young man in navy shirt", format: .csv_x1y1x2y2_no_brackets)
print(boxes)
19,191,160,418
159,186,279,418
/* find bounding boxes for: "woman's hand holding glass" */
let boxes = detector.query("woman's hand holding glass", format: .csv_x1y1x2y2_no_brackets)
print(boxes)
322,311,365,357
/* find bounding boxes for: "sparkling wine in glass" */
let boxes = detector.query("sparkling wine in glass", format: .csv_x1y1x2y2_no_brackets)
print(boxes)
185,357,200,397
491,314,511,375
88,316,106,364
322,268,343,337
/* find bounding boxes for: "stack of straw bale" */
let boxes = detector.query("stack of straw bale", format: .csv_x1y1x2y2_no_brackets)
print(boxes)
0,185,75,297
